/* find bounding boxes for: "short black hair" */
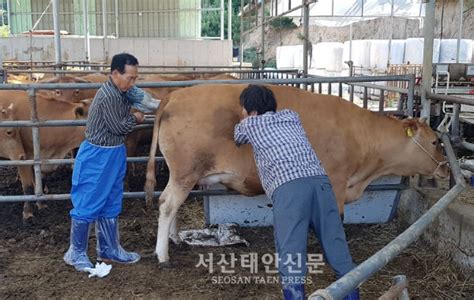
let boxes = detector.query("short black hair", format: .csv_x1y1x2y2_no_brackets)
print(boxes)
110,53,139,74
240,85,277,115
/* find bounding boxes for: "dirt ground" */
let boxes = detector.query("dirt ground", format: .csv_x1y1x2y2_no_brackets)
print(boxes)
0,162,473,299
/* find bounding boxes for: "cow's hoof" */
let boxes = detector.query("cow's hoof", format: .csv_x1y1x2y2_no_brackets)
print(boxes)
36,203,48,211
22,213,34,221
158,261,172,269
22,216,38,227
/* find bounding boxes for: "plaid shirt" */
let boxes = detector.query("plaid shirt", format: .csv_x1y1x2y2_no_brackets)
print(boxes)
234,109,326,199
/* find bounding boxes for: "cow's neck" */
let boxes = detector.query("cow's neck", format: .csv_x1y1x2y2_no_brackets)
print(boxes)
346,115,409,200
369,116,415,176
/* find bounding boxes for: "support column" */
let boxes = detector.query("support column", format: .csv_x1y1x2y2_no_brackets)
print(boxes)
52,0,62,70
83,0,90,62
302,0,310,77
260,0,265,69
421,0,436,120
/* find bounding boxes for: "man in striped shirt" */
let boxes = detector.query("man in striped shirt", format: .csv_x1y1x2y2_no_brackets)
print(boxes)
64,53,154,272
234,85,359,300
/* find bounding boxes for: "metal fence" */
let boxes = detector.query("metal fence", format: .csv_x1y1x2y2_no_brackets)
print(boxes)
3,67,302,81
3,61,255,71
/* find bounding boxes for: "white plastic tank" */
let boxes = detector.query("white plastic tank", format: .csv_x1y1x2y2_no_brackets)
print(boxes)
404,38,440,64
369,39,406,71
343,40,371,69
439,39,473,63
311,42,344,72
293,45,304,69
276,45,295,69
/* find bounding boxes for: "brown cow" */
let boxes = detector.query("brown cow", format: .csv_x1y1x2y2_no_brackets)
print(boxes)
0,92,89,219
0,103,26,162
78,73,109,100
144,84,449,264
36,75,93,102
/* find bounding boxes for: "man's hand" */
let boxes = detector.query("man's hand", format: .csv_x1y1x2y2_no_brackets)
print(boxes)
133,111,145,124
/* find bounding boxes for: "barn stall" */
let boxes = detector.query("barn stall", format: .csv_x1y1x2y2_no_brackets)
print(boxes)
0,0,473,299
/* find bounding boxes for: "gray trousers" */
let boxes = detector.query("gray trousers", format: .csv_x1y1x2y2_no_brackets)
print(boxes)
272,175,355,285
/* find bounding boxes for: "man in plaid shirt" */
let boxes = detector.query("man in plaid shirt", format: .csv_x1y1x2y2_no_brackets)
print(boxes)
234,85,359,300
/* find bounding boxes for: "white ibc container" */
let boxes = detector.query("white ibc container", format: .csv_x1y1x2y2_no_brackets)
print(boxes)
390,40,406,65
293,45,304,69
369,40,390,71
311,42,344,72
404,38,440,64
276,45,295,69
369,40,407,70
343,40,371,68
439,39,473,63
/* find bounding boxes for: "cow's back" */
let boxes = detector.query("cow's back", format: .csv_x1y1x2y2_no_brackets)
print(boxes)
160,84,376,195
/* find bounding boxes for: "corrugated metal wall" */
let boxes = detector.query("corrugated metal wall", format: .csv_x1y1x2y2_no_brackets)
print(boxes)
10,0,32,33
8,0,205,38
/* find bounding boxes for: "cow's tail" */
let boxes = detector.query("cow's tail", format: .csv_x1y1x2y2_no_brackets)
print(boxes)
144,96,169,208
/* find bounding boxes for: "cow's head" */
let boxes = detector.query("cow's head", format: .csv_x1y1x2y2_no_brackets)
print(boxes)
0,104,26,161
38,76,93,103
401,118,449,178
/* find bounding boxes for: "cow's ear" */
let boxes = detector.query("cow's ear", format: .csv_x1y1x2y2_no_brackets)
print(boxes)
6,103,14,114
402,119,418,137
80,98,92,106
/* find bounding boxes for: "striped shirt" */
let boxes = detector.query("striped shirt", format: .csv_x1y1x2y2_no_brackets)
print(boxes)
85,78,136,146
234,109,326,199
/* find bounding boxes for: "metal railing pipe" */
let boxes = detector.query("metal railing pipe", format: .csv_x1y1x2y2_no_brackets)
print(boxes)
427,92,474,106
0,75,413,91
0,180,407,202
28,88,44,197
0,119,154,128
0,189,241,203
407,74,415,117
348,82,409,94
0,156,164,166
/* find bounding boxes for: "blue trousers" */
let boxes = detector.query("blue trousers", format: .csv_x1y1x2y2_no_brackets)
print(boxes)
70,140,126,222
272,175,355,284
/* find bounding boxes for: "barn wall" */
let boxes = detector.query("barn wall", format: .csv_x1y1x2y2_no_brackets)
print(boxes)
0,36,232,65
8,0,202,38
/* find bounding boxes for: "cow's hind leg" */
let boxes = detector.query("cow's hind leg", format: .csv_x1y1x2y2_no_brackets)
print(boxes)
155,176,194,266
155,184,180,245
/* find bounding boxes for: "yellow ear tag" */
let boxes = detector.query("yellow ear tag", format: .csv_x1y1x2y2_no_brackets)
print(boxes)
406,128,414,137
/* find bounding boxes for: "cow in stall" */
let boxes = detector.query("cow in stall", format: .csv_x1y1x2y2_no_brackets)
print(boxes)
143,84,449,265
0,91,89,220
